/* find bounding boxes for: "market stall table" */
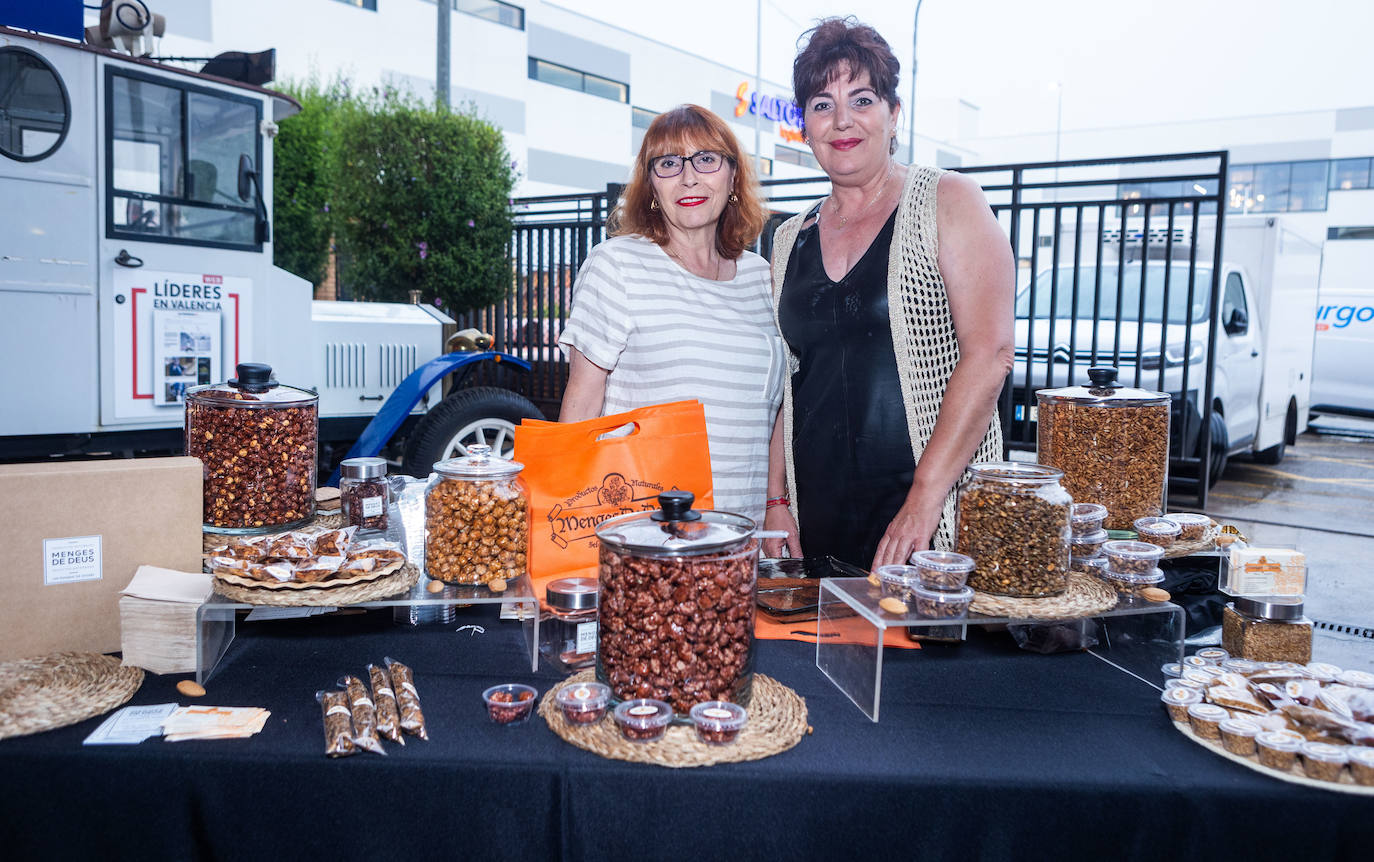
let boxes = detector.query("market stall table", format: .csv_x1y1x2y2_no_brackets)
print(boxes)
0,607,1367,860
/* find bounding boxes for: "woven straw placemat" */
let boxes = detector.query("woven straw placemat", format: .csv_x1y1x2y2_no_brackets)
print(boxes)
1161,525,1221,559
1172,720,1374,796
539,671,809,768
970,571,1117,620
213,562,420,606
0,652,143,741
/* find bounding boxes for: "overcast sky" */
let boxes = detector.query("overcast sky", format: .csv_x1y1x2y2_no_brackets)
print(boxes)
564,0,1374,139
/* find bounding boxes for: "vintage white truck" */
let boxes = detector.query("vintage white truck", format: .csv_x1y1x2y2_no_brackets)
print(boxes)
0,21,541,477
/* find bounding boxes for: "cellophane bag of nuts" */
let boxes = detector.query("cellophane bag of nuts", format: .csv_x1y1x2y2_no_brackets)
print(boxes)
513,401,714,591
1035,368,1170,531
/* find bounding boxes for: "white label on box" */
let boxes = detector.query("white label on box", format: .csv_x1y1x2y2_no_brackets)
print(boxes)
362,496,384,518
43,535,103,585
575,620,598,654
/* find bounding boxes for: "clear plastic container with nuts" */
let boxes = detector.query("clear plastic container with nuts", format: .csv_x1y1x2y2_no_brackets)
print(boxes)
955,462,1071,598
595,491,759,717
425,444,528,585
1069,502,1108,537
185,363,318,534
1133,517,1181,548
1036,367,1170,531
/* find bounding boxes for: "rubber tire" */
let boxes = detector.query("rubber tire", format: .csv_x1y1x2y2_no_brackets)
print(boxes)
1253,403,1295,465
401,386,543,478
1201,411,1229,487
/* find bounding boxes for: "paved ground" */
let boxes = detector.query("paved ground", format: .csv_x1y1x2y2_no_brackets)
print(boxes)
1202,415,1374,670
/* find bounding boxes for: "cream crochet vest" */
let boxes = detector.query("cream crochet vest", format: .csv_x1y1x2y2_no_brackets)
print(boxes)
769,164,1004,552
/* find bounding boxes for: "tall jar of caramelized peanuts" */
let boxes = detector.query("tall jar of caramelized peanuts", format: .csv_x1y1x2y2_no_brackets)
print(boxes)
424,444,528,585
185,363,318,534
1036,366,1171,532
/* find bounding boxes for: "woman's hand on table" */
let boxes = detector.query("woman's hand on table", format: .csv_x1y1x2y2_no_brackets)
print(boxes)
762,505,800,558
870,492,942,570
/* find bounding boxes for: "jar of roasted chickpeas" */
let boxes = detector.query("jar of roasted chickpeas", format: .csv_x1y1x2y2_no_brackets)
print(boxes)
424,444,529,585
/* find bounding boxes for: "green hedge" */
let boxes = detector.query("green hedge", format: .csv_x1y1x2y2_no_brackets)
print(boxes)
330,90,517,312
271,79,340,289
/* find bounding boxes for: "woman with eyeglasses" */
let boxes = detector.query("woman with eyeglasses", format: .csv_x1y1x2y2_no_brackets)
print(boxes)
558,104,784,523
761,18,1014,570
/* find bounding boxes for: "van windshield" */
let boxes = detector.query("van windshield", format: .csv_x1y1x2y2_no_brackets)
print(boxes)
1015,265,1213,324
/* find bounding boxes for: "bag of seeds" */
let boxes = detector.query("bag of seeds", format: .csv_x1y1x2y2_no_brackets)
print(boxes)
339,674,386,755
368,663,404,744
318,690,357,758
384,656,430,740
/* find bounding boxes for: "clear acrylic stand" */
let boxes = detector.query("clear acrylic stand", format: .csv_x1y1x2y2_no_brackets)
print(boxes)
195,574,540,684
817,577,1186,721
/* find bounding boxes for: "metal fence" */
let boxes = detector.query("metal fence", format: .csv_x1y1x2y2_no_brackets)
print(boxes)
472,152,1229,505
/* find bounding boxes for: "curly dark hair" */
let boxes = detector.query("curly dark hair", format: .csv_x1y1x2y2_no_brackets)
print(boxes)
793,17,901,128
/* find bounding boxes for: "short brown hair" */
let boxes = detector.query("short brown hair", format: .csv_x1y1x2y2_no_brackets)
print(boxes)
610,104,768,260
793,17,901,129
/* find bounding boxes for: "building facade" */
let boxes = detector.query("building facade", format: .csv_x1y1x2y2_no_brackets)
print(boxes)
111,0,977,197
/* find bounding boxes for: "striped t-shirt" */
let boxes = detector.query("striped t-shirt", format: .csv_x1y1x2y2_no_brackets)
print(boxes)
558,234,785,523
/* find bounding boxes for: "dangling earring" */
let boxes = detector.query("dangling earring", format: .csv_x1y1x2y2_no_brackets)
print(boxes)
803,136,811,146
650,198,659,211
889,135,898,156
728,192,739,205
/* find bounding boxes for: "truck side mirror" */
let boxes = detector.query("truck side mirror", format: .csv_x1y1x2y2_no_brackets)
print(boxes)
237,153,254,202
1225,307,1249,335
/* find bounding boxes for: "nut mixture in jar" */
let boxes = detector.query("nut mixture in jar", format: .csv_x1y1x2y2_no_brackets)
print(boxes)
955,463,1071,598
425,446,528,586
1036,368,1170,531
597,542,756,715
185,363,317,532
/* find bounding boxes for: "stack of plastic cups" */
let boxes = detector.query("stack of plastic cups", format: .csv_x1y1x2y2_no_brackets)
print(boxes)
1099,540,1166,602
904,550,977,642
1068,503,1109,578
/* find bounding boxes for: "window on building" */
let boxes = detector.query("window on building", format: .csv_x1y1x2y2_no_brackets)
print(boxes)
1330,158,1371,191
774,144,819,171
1328,226,1374,240
107,69,262,249
745,154,772,176
331,0,377,9
456,0,524,29
1287,160,1328,211
528,58,628,103
1250,162,1290,213
632,107,657,130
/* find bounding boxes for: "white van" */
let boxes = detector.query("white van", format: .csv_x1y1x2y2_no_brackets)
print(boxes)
1311,234,1374,418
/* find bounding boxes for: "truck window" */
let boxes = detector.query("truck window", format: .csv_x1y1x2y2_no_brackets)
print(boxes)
106,68,261,250
1222,272,1249,336
0,47,70,162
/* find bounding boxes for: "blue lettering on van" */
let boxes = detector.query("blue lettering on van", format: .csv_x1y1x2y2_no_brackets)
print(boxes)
1317,305,1374,328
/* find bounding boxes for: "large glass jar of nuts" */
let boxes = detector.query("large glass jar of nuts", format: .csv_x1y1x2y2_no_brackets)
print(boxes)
185,363,318,534
425,444,528,585
595,491,758,717
955,462,1072,597
1036,366,1170,531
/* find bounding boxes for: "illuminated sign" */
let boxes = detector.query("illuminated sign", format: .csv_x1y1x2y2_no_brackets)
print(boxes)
734,82,804,143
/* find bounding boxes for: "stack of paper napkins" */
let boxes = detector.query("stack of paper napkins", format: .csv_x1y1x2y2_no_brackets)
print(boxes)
119,565,213,674
162,706,270,741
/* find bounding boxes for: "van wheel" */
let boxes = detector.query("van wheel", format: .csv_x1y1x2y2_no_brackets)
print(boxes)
401,387,543,478
1200,411,1229,487
1254,402,1297,465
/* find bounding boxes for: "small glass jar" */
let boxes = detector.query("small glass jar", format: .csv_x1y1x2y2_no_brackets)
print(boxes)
1036,367,1170,531
424,444,528,585
1221,596,1313,664
539,577,599,674
340,457,392,531
955,462,1071,597
185,362,318,534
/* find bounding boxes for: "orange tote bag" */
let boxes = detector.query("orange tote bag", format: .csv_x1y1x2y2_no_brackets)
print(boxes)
514,400,714,592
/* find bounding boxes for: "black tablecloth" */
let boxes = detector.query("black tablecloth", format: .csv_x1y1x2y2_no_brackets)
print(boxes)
1,608,1367,861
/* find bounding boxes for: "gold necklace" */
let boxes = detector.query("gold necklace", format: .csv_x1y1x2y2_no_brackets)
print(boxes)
823,160,895,230
666,246,724,281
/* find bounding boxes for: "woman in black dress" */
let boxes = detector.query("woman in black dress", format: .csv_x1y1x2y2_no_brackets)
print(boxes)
762,19,1014,571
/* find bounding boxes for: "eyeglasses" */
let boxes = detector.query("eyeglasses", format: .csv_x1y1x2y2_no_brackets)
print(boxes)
650,150,732,178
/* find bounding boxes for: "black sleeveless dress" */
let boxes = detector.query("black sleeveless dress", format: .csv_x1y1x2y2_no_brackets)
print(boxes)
777,207,916,569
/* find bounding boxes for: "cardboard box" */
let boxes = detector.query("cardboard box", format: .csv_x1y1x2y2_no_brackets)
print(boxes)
0,457,203,661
